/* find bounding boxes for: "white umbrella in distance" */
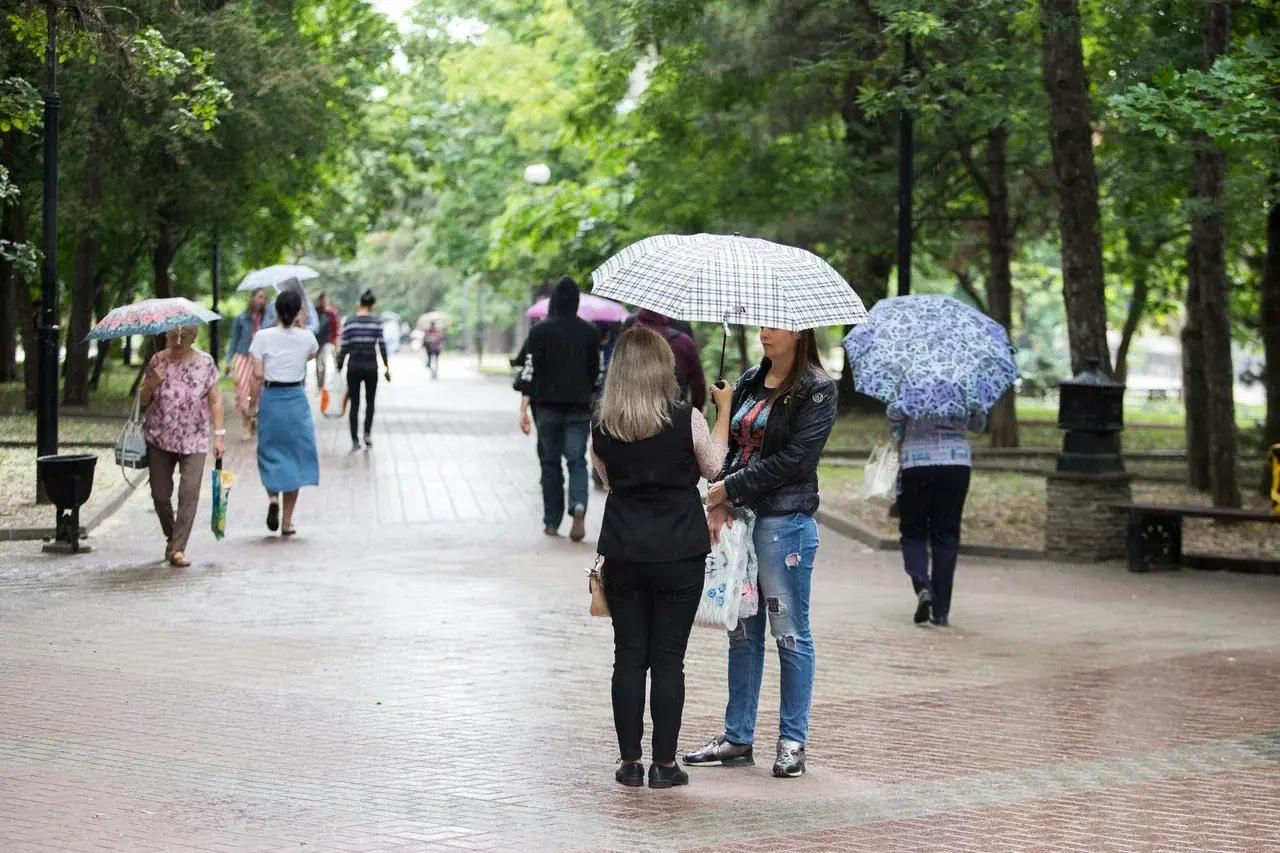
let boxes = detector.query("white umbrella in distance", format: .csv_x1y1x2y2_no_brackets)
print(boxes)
236,264,320,292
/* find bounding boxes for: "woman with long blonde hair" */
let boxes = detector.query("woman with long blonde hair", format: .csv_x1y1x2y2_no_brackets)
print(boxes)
589,326,732,790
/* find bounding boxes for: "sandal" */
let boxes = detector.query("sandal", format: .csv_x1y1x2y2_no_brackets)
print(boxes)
168,551,191,568
267,501,280,532
281,525,297,537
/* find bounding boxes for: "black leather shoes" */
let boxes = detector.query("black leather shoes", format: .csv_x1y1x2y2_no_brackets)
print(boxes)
615,761,644,788
648,763,689,789
914,588,933,624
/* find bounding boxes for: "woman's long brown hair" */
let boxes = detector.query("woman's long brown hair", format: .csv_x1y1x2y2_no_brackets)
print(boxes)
767,329,826,405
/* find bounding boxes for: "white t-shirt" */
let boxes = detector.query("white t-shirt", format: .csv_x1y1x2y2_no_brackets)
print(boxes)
250,326,318,383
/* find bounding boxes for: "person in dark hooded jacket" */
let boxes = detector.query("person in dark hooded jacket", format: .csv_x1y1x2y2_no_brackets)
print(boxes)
516,276,601,540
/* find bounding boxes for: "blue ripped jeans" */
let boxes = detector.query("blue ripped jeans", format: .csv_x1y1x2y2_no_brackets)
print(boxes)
724,513,819,746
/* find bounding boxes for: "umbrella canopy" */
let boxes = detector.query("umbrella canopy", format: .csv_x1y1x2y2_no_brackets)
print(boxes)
842,295,1018,419
260,276,319,334
591,233,868,331
526,293,629,323
417,311,454,329
236,264,320,292
87,298,219,342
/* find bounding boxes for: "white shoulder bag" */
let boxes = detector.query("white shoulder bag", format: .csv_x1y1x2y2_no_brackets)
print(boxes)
858,441,900,502
115,391,150,471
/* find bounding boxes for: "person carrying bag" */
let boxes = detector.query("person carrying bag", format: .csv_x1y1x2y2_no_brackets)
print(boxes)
589,327,731,791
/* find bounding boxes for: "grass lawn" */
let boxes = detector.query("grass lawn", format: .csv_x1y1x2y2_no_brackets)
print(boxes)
0,444,125,531
820,464,1279,561
1,362,151,530
825,412,1187,453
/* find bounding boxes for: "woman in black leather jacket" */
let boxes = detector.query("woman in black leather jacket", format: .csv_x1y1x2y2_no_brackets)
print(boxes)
684,326,837,779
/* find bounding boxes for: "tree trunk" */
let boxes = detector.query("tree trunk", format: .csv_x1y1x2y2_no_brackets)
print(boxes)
1260,183,1280,494
1191,0,1240,508
153,217,175,300
0,136,20,382
18,276,37,410
62,111,107,406
1039,0,1112,375
984,125,1019,447
1114,231,1153,385
1114,272,1147,386
88,266,111,390
0,201,20,382
839,48,898,414
1183,241,1212,490
733,324,748,375
837,252,893,413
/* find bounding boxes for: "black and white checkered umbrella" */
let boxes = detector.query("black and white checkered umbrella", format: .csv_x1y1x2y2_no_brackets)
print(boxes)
590,233,869,332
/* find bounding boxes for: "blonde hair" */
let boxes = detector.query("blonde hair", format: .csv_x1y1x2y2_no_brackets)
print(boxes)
598,327,679,442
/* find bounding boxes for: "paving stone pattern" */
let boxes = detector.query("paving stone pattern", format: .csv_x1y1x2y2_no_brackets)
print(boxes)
2,355,1279,851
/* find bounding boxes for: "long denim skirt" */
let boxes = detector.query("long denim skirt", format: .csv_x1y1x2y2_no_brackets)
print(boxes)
256,384,319,493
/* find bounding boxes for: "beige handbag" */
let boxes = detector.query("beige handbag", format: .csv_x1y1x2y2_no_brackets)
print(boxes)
588,555,610,618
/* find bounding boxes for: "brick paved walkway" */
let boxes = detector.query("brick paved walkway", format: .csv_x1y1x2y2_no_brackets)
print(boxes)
2,354,1279,852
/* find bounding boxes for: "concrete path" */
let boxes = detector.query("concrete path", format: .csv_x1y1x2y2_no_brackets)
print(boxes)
2,354,1278,851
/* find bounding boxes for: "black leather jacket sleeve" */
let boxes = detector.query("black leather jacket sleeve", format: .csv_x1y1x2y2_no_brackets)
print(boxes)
723,373,837,507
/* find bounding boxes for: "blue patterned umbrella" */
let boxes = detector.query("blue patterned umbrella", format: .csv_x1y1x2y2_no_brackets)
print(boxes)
842,295,1017,418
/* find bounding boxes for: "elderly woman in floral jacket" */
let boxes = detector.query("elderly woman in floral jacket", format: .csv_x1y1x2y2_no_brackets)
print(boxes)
142,325,226,567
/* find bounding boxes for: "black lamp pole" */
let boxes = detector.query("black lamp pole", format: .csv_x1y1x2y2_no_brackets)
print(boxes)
210,240,221,365
36,0,60,474
896,32,914,297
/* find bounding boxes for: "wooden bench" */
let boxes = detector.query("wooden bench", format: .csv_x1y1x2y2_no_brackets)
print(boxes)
1112,503,1280,574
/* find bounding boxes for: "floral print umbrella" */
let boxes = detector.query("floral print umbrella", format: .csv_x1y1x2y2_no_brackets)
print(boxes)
842,295,1018,418
86,297,220,341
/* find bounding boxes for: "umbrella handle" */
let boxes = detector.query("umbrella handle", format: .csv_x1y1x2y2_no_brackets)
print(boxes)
215,457,223,472
718,317,730,383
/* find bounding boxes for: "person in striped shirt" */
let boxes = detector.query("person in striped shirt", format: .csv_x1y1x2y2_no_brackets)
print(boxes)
337,290,390,451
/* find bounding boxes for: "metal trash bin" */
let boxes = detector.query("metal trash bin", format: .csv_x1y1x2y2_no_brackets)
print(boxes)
36,454,97,554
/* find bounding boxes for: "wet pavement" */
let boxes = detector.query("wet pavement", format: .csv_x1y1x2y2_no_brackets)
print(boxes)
2,354,1279,852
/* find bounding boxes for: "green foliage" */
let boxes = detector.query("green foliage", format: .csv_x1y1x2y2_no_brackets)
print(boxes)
0,76,40,133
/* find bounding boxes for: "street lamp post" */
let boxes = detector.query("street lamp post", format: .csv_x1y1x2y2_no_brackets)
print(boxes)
896,33,914,298
35,0,61,501
210,241,221,365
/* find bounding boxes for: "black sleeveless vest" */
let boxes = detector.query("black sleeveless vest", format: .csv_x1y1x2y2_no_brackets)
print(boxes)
592,404,710,562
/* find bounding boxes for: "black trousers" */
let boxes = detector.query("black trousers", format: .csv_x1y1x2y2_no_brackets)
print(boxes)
898,465,971,619
347,365,378,443
603,556,704,764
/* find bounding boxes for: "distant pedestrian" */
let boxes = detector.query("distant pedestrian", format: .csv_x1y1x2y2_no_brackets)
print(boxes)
515,276,600,540
142,325,225,567
424,321,446,380
686,326,837,779
338,290,391,451
591,327,732,789
224,287,267,441
890,408,987,627
629,309,706,410
249,289,319,536
314,292,341,387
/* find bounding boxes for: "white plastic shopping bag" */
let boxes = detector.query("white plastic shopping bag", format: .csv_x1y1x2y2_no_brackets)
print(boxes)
695,508,757,631
858,442,900,502
320,354,348,418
